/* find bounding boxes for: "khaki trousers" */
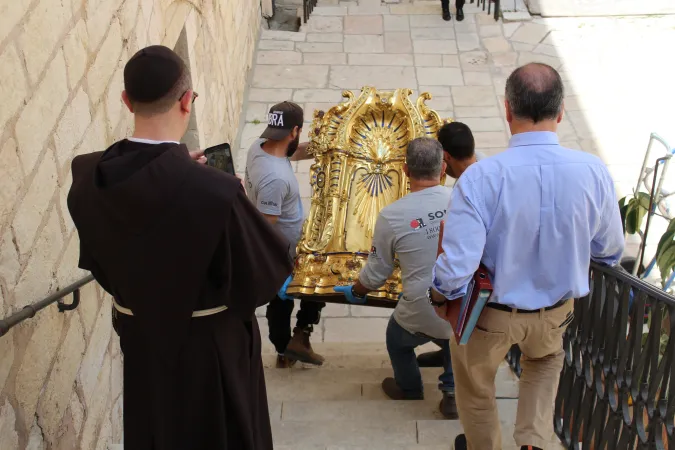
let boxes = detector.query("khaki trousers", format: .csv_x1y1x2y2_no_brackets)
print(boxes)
450,300,574,450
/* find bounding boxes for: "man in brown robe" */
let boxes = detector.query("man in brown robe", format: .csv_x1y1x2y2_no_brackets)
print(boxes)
68,45,292,450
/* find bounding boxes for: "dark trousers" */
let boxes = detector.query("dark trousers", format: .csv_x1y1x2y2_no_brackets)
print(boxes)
386,317,454,396
441,0,465,9
266,296,325,354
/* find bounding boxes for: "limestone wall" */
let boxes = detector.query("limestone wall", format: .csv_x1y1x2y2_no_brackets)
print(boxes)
0,0,261,448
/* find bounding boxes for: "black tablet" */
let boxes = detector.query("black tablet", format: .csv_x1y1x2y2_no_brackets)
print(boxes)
204,143,236,176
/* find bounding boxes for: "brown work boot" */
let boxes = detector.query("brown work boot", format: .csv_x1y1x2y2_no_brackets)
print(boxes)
440,391,459,419
275,354,296,368
284,328,324,366
381,377,424,400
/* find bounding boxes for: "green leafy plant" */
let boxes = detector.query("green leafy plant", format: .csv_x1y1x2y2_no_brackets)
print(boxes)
640,307,670,365
619,192,651,235
656,219,675,284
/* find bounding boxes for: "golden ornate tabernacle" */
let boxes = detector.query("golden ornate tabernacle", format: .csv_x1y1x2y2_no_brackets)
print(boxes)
287,86,451,306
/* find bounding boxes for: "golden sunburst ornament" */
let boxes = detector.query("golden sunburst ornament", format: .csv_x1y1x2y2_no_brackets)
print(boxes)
348,108,408,237
352,167,398,237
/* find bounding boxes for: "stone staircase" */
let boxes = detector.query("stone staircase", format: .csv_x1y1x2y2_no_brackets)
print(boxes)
261,342,565,450
109,342,565,449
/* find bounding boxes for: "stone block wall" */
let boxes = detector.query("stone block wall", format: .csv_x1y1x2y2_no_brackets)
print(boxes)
0,0,262,448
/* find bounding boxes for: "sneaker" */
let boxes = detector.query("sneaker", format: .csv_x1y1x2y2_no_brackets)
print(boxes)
381,377,424,400
284,327,324,366
275,354,296,368
416,349,444,367
456,7,464,21
439,391,459,419
442,7,451,21
453,434,467,450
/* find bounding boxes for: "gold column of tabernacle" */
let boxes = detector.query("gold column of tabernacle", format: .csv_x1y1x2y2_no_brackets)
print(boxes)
289,91,356,294
329,153,349,251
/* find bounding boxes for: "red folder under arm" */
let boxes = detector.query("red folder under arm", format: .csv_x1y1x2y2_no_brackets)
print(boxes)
440,264,493,344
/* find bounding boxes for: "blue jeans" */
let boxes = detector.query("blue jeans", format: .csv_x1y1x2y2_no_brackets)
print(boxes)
386,316,454,397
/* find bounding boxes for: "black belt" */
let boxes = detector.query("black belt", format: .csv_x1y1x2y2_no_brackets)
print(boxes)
486,299,568,314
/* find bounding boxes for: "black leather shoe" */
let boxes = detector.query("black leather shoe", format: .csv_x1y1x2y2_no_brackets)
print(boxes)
453,434,467,450
440,392,459,419
520,447,543,450
456,7,464,21
416,349,444,367
442,7,451,21
381,377,424,400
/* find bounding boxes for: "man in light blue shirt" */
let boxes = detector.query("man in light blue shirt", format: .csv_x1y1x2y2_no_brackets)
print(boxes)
430,63,624,450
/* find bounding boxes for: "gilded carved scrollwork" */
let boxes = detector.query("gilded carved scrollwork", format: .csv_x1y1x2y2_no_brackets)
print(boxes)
288,86,452,304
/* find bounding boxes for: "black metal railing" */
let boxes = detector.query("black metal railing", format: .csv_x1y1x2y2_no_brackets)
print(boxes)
506,262,675,449
303,0,318,23
0,275,94,338
473,0,501,21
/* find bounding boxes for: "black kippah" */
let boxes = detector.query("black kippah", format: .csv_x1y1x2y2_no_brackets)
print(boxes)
124,45,185,103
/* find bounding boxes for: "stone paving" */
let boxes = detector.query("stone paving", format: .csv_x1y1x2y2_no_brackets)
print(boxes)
235,2,675,448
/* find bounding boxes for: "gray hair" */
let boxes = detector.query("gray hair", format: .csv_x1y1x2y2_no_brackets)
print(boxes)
505,63,564,123
406,137,443,181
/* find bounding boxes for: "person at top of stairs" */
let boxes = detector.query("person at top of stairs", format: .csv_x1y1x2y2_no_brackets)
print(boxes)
333,137,458,420
441,0,465,21
247,101,326,368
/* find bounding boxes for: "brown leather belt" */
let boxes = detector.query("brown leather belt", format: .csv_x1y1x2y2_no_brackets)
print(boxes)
486,298,568,314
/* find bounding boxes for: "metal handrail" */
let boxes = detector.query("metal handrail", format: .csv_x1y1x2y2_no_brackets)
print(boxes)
0,274,94,338
473,0,501,21
303,0,318,23
506,261,675,448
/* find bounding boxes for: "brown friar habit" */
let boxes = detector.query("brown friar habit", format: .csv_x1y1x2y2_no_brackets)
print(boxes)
67,140,293,450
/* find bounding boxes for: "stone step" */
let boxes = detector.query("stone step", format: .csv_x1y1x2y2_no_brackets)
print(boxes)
263,352,392,369
272,401,564,449
275,446,454,450
262,342,395,369
281,399,444,421
272,419,420,447
309,5,350,16
263,363,519,399
260,29,306,42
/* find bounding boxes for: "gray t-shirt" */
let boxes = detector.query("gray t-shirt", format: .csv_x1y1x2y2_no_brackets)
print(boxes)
359,185,453,340
245,139,304,257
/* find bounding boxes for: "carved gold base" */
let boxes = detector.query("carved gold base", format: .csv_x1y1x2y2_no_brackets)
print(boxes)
286,252,403,302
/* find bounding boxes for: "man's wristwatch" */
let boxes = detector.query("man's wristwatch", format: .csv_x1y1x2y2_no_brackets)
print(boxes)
426,287,446,307
351,286,366,300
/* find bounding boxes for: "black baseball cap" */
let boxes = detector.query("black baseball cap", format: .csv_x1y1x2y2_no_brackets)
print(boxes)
261,102,304,140
124,45,186,102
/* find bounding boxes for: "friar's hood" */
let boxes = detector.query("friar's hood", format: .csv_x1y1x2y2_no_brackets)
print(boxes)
91,139,191,235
